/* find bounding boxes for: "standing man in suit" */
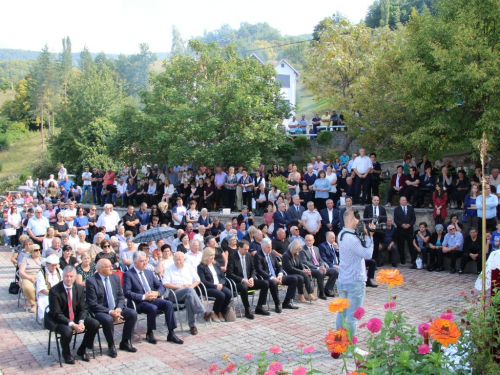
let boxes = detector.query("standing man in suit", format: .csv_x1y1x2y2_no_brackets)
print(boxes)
318,231,340,269
272,203,289,237
300,234,338,299
393,196,416,267
286,195,305,230
123,251,183,345
46,266,99,365
363,196,387,266
379,216,399,267
86,259,138,358
254,238,300,311
320,199,340,242
226,240,270,319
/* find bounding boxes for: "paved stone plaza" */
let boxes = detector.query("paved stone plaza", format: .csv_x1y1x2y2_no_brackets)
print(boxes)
0,245,475,375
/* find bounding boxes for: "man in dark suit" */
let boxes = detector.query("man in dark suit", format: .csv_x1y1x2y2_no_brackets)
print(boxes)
393,196,416,266
86,259,138,358
363,196,387,266
318,232,340,269
319,199,340,242
286,195,306,229
254,238,300,311
272,203,289,237
46,266,99,365
123,251,183,345
300,234,338,299
226,240,270,319
386,166,407,206
379,216,399,267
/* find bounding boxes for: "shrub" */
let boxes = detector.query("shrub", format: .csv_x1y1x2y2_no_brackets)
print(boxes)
269,175,288,194
317,130,334,146
293,135,310,150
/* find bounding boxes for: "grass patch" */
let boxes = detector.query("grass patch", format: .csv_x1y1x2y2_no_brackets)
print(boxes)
0,131,44,179
0,89,15,107
295,76,331,115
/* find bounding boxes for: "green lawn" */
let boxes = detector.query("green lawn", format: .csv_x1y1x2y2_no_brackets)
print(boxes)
0,89,15,107
0,131,44,179
295,76,331,116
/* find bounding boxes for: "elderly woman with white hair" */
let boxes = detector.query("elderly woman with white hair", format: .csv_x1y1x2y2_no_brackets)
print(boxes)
18,244,43,313
36,254,63,321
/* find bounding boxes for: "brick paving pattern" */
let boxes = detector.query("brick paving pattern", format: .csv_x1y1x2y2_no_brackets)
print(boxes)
0,245,475,374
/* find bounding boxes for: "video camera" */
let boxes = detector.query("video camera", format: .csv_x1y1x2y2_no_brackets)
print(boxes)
353,210,387,233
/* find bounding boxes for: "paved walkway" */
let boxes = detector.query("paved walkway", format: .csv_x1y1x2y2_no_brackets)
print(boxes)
0,245,475,375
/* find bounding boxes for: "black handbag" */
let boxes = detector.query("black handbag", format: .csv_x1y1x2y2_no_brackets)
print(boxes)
9,281,20,295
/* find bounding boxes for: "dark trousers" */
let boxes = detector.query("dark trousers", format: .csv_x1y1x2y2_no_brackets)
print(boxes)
460,252,482,273
295,273,313,295
365,259,376,279
428,247,439,267
354,175,370,204
215,187,225,208
438,249,462,270
404,188,419,207
92,186,98,204
372,233,382,263
380,242,398,264
236,279,269,309
387,187,405,205
56,317,99,355
311,267,337,295
225,189,236,211
206,287,232,315
124,193,136,207
242,191,252,209
418,189,433,207
94,307,137,346
204,194,214,209
367,179,380,201
396,231,413,264
136,298,177,332
478,217,497,238
146,194,157,207
268,275,298,305
95,186,103,205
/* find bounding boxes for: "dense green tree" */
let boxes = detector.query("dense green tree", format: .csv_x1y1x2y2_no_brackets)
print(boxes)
59,36,72,103
1,78,32,124
350,0,500,156
115,43,156,95
365,0,435,29
50,61,125,171
111,40,291,168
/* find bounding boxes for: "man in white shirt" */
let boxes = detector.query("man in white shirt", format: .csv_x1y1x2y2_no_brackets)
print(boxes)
81,167,93,204
288,115,299,134
351,148,373,204
185,239,203,270
219,221,233,244
96,204,120,236
301,201,322,241
193,226,205,246
347,154,357,173
27,207,50,247
116,180,127,207
64,201,77,229
162,252,211,335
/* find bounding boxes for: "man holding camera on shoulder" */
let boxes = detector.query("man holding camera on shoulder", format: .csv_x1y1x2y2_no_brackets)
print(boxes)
336,209,376,341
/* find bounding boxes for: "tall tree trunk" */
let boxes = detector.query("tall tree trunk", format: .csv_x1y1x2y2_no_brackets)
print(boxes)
40,102,44,150
52,112,55,136
48,111,51,137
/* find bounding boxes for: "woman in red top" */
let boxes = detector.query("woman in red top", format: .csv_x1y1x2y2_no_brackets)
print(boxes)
432,183,448,226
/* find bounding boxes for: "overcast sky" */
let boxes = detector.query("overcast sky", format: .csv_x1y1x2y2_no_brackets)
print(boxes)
1,0,374,54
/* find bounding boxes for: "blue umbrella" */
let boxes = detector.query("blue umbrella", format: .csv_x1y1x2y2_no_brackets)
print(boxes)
132,226,177,243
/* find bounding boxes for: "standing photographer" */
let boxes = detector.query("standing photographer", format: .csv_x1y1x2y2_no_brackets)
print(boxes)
336,209,375,337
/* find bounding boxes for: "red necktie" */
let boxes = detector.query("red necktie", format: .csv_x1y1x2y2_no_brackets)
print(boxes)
67,288,74,322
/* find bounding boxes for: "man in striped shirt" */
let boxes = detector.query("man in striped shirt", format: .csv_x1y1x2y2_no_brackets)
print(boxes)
336,209,375,337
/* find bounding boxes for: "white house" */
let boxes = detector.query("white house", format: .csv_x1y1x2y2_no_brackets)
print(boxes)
250,54,300,123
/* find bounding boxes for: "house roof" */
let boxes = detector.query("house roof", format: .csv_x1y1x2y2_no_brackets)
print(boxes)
274,59,300,77
250,54,300,77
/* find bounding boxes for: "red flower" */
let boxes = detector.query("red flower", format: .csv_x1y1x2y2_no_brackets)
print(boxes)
269,346,281,354
353,307,365,320
208,363,218,374
331,351,341,359
366,318,382,333
418,323,430,337
418,344,430,355
226,362,237,373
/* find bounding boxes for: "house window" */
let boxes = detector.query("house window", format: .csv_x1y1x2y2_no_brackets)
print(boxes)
281,63,284,68
276,74,290,88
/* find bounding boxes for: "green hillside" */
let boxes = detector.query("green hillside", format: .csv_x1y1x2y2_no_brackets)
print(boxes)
0,89,15,107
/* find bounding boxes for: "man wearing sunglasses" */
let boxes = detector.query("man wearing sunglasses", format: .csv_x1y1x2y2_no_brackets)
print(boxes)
27,208,50,248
